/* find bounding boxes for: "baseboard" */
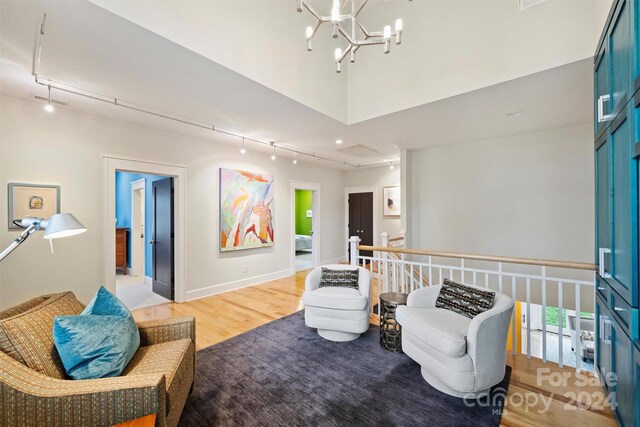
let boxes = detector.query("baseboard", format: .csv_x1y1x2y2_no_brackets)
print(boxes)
144,276,152,285
321,256,347,265
185,268,293,301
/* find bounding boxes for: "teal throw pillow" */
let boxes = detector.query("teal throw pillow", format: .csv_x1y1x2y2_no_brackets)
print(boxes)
53,286,140,380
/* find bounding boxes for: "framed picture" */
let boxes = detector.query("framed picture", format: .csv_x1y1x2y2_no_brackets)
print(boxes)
8,183,60,229
383,186,401,217
219,168,274,252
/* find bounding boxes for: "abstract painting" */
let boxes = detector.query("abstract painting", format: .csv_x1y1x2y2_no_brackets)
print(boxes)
219,168,274,252
383,186,401,217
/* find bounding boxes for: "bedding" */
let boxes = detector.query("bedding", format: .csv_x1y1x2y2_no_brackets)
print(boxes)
295,234,312,251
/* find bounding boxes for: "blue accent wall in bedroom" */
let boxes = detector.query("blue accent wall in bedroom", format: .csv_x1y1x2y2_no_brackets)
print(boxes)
115,171,165,276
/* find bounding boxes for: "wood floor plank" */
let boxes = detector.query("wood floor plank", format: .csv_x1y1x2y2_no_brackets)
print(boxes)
132,270,616,426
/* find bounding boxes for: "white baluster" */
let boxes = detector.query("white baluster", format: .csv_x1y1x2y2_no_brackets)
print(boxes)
542,267,547,363
526,278,531,359
575,284,581,372
558,282,563,368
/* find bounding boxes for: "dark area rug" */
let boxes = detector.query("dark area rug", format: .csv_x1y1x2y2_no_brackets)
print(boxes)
179,311,511,427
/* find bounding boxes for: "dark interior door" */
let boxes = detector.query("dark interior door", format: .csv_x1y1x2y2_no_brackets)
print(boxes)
152,177,174,300
348,192,374,258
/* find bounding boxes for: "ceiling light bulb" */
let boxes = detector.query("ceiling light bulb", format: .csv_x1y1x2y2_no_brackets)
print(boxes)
335,48,342,61
395,19,403,32
336,139,343,144
45,85,54,113
305,26,313,39
383,25,391,40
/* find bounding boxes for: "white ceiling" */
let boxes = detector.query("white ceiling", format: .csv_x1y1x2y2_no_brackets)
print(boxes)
0,0,596,169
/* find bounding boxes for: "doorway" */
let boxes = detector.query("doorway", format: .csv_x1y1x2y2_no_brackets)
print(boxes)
291,181,321,272
113,170,175,310
348,191,374,258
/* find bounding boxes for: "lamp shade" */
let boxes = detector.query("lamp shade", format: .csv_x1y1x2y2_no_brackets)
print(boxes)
42,213,87,239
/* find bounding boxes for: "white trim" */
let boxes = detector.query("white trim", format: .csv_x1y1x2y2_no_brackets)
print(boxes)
130,179,145,278
185,268,293,301
290,180,322,272
105,157,187,302
344,185,379,246
145,276,153,286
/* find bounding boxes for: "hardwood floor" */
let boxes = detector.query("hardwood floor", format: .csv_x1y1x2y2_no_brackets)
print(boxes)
132,270,616,426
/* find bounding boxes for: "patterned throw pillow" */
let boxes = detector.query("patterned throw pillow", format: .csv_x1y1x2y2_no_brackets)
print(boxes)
318,268,359,290
435,278,495,319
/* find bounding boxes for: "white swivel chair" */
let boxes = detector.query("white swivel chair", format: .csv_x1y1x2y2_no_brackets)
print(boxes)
303,264,371,342
397,284,514,398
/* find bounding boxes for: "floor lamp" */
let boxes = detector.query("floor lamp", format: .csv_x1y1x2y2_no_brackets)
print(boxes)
0,213,87,262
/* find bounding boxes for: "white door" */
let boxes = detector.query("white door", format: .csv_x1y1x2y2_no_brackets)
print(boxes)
131,180,145,277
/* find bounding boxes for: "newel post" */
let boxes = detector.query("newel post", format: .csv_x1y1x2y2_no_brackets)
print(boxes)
381,232,389,293
349,235,361,266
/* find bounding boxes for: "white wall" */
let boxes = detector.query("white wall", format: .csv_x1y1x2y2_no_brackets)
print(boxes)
88,0,348,122
0,96,347,309
348,0,608,123
410,123,594,264
345,165,402,246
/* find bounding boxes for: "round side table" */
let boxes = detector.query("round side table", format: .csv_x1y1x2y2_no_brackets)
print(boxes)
379,292,409,353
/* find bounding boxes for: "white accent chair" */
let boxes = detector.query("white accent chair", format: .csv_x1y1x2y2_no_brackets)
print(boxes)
396,284,514,398
303,264,371,342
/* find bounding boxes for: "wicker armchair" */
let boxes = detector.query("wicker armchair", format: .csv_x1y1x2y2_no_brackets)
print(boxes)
0,293,195,427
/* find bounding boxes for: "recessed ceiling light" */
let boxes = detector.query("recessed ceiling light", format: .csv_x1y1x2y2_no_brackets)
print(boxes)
335,139,343,144
506,110,524,118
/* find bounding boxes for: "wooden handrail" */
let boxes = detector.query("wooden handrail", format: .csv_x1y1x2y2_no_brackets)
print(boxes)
357,245,597,271
388,236,404,243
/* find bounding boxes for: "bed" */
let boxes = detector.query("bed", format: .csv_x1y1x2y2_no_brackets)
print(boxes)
295,234,312,252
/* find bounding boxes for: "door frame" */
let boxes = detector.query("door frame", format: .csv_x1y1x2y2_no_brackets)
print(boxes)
130,179,145,278
344,185,379,247
290,180,321,271
105,156,187,302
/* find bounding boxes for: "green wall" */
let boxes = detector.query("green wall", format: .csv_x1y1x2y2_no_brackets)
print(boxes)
295,190,313,236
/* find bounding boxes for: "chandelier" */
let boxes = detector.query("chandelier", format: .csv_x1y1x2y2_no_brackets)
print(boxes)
296,0,411,73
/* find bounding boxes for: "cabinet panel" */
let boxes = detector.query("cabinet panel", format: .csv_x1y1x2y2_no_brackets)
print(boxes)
596,134,611,275
597,295,613,388
596,44,612,137
635,344,640,427
611,320,635,427
610,0,632,113
609,109,637,306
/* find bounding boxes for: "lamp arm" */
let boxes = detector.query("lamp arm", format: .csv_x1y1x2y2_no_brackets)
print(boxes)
0,224,38,262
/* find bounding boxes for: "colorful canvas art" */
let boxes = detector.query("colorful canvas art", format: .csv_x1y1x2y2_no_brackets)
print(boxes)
219,168,274,252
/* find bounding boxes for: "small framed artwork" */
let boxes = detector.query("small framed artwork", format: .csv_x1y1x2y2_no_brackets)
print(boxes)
8,183,60,230
383,186,401,217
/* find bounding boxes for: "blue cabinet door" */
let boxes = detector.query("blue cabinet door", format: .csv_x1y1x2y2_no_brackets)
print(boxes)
596,134,611,274
610,0,633,113
634,344,640,427
597,294,613,387
611,320,635,426
608,107,638,306
596,42,612,137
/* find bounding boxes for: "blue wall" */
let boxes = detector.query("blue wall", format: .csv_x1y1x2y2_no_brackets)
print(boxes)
115,171,166,276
